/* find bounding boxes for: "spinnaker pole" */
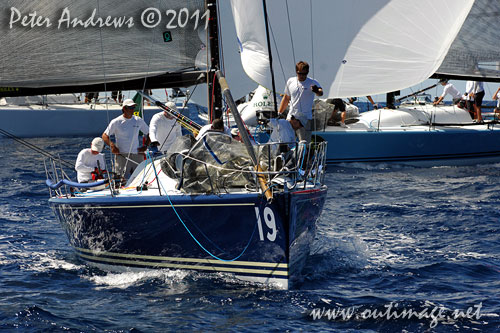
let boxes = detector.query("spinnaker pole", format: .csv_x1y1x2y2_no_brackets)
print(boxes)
216,71,272,201
397,84,438,102
138,91,202,137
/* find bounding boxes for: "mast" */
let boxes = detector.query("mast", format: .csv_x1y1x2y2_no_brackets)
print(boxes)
386,91,400,109
207,0,223,121
262,0,279,117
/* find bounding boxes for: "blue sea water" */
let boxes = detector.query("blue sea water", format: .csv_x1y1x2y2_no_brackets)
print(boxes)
1,136,499,332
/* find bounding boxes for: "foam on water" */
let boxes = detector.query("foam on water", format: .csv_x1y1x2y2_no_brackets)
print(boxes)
19,250,81,273
86,269,190,290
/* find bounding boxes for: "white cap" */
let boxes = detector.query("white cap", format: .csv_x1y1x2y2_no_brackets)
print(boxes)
230,128,239,136
91,137,104,153
165,101,178,112
122,98,136,107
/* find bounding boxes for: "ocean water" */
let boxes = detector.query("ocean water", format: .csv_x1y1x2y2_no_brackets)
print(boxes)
0,136,499,332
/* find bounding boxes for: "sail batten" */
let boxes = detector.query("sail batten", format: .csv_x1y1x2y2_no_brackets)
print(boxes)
0,0,208,91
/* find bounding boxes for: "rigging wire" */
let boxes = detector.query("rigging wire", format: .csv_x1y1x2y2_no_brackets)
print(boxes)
262,0,279,117
284,0,296,65
217,2,225,76
144,151,257,262
309,0,314,78
0,128,73,168
96,0,117,177
308,0,317,133
268,22,287,87
96,0,110,126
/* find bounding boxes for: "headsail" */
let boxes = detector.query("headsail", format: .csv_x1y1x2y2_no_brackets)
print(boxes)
230,0,474,98
432,0,500,82
0,0,208,95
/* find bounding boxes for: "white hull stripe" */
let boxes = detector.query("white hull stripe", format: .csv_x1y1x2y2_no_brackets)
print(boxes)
75,247,288,269
61,203,255,209
77,252,289,276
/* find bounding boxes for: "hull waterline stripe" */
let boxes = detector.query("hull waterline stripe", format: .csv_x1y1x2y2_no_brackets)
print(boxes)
77,253,289,276
58,203,256,209
74,247,288,268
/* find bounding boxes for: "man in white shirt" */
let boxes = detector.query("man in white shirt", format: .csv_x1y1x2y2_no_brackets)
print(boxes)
469,81,485,122
102,98,150,180
75,137,106,183
149,101,183,154
196,118,231,140
278,61,323,143
493,86,500,108
433,79,461,106
268,117,304,144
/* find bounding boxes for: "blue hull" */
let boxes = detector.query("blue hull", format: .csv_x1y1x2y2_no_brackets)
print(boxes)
314,127,500,165
50,188,327,288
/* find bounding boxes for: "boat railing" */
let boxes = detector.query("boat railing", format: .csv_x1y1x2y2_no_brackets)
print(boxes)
174,140,327,197
255,140,327,191
44,153,114,199
44,139,327,199
44,154,72,199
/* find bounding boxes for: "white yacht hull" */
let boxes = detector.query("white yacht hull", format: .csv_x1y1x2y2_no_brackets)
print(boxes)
313,105,500,166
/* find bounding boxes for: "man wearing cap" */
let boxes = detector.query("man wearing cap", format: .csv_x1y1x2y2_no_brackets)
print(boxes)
278,60,323,142
149,101,183,154
230,128,243,142
102,98,150,180
433,79,461,106
75,137,106,183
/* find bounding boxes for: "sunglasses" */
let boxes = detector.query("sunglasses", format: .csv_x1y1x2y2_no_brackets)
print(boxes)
296,72,308,75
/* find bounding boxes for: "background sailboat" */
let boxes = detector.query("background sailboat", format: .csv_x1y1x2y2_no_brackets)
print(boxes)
0,90,203,137
231,0,500,166
231,0,473,98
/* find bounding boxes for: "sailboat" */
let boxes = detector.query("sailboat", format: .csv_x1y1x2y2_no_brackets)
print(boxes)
231,0,500,166
0,91,201,138
0,0,328,289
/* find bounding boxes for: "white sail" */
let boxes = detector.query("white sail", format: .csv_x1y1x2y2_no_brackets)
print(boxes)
230,0,474,98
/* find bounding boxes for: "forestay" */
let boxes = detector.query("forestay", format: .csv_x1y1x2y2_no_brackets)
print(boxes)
0,0,208,88
230,0,474,98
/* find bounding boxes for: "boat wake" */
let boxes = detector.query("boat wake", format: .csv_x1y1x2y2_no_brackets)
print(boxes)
334,162,411,171
19,250,82,273
304,232,370,283
86,269,190,290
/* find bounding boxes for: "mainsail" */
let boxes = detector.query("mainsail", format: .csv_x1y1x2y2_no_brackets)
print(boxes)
433,0,500,82
0,0,208,96
230,0,474,98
